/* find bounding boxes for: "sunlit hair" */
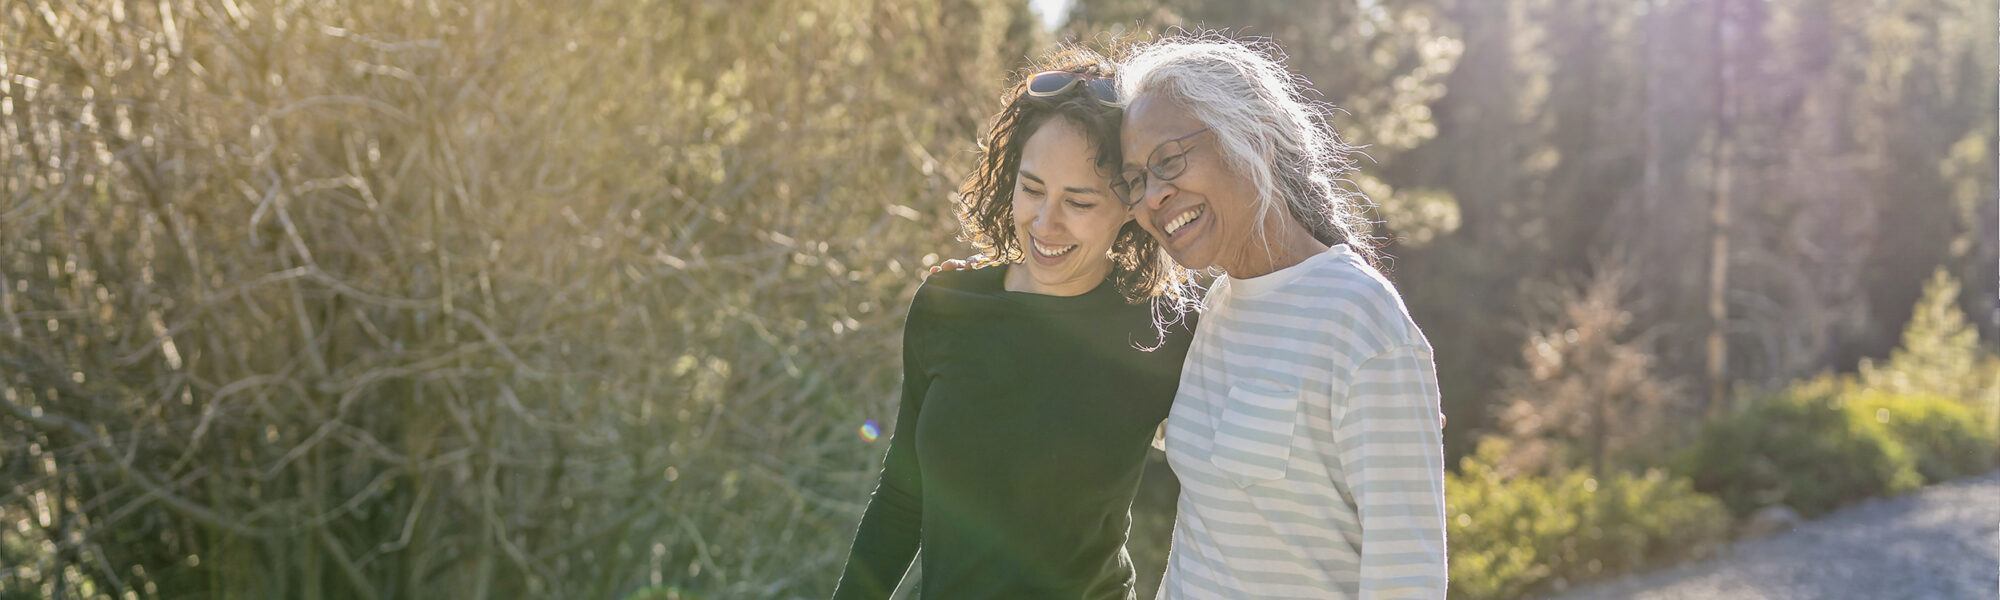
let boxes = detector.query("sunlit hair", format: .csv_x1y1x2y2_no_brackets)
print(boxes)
957,44,1196,312
1117,33,1381,268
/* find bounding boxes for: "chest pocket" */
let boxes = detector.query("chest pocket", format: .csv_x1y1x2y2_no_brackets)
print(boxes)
1208,381,1299,487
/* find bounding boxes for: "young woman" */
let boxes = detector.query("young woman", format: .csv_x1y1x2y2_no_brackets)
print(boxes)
1113,37,1450,598
832,47,1195,600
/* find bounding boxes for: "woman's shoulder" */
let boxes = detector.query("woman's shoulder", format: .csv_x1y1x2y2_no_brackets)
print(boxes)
1288,254,1428,353
917,264,1007,299
920,264,1003,292
908,265,1008,318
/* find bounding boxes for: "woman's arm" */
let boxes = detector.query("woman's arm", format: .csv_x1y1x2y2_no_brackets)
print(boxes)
1336,344,1450,599
830,313,929,599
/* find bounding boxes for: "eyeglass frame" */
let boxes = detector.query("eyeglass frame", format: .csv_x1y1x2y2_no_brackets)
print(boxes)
1111,126,1212,208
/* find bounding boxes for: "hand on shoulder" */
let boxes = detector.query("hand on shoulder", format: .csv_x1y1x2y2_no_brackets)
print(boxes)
923,254,990,279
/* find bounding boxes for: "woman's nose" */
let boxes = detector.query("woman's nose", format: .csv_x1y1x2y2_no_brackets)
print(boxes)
1030,199,1060,228
1139,179,1171,211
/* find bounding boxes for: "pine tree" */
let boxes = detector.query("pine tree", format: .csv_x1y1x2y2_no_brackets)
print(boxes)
1862,268,1983,401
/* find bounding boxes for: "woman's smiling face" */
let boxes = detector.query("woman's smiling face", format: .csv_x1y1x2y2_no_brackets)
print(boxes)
1119,93,1263,273
1009,117,1128,295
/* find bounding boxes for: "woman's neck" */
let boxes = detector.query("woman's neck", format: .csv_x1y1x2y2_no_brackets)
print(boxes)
1003,260,1111,296
1221,218,1328,279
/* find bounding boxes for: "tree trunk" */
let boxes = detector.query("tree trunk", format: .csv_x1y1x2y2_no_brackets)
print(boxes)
1706,0,1735,418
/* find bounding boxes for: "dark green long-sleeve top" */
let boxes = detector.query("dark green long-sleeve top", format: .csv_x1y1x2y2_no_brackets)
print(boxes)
832,266,1194,600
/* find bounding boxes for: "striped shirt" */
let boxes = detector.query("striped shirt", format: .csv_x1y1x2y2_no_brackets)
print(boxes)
1159,244,1448,599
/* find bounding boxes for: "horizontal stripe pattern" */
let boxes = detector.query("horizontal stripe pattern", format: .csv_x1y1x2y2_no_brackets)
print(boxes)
1161,245,1448,600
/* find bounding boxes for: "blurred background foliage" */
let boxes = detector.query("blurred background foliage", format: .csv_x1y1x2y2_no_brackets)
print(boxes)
0,0,1994,598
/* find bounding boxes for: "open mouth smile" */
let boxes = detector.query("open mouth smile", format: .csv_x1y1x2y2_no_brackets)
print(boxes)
1162,204,1205,238
1032,236,1077,258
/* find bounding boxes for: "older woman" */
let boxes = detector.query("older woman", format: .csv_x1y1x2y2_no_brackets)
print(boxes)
833,47,1195,600
1112,37,1449,599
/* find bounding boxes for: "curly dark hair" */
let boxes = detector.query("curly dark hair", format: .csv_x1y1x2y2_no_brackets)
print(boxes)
956,45,1187,305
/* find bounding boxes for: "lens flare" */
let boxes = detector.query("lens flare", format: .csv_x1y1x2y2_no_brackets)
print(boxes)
858,419,882,443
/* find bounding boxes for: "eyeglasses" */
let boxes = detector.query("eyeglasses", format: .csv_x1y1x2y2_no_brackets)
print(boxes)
1026,71,1118,107
1111,126,1211,208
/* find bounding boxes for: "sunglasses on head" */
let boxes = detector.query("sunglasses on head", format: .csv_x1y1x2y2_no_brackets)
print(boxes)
1026,71,1118,107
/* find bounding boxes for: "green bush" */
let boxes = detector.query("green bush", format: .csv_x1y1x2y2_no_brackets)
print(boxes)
1843,390,1998,483
1448,440,1729,600
1677,391,1922,517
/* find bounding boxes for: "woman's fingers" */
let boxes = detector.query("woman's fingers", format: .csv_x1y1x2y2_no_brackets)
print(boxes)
919,256,981,280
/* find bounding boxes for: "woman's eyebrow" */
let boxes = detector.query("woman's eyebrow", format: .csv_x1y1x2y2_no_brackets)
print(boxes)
1020,170,1098,196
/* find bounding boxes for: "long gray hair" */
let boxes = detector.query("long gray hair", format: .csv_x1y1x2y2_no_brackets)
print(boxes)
1117,34,1380,267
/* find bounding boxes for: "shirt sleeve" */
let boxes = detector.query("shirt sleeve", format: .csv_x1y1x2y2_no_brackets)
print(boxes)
1335,344,1449,599
831,312,929,599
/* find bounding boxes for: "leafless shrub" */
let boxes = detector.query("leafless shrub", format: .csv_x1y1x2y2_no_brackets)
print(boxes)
1,1,1025,597
1494,256,1691,477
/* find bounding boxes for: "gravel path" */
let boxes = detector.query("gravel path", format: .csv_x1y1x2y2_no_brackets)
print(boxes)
1548,470,2000,600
